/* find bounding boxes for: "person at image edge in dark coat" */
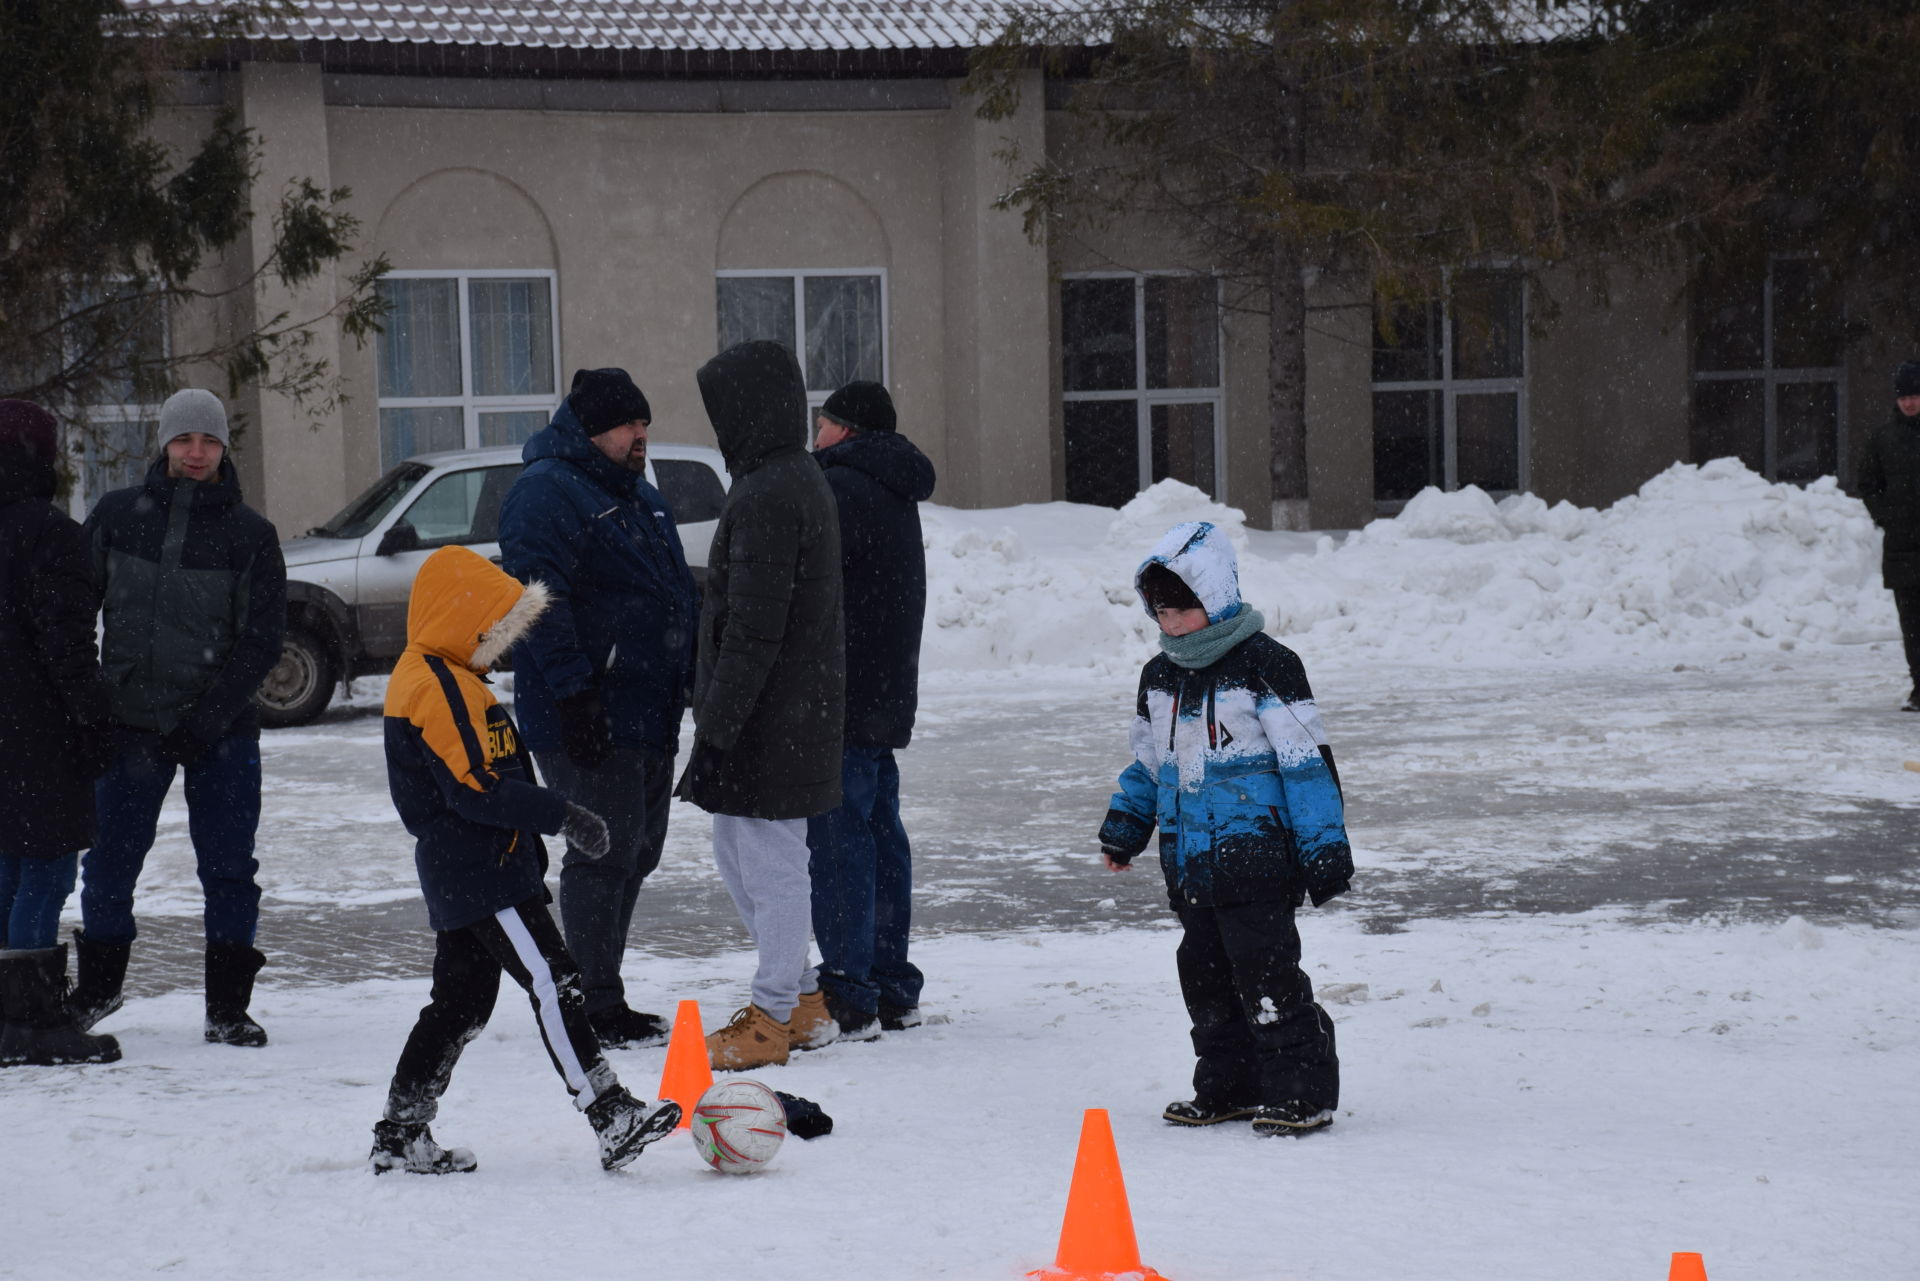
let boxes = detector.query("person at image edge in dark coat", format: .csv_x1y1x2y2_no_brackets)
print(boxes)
1853,358,1920,711
0,400,119,1067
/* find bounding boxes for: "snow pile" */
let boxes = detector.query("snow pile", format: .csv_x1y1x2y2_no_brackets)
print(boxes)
918,501,1143,672
1264,459,1889,662
918,459,1895,672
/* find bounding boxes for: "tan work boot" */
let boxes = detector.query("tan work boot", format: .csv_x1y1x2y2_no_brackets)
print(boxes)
788,989,839,1051
706,1003,791,1071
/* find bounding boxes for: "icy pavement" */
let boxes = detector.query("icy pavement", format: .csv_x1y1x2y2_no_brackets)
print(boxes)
90,641,1920,1000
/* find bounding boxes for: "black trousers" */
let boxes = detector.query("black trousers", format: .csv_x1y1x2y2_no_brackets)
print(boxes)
1895,589,1920,696
383,897,614,1125
1173,897,1339,1111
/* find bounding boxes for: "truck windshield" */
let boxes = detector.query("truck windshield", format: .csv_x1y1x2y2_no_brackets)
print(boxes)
310,462,431,539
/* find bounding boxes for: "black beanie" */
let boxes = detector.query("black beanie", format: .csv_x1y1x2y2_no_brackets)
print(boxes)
820,380,896,434
1896,361,1920,398
568,367,651,437
0,399,58,463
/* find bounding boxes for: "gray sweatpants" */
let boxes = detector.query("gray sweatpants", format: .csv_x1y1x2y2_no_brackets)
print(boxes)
710,814,819,1023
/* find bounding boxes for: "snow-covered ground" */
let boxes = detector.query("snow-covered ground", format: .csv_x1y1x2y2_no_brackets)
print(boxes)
7,916,1912,1280
5,461,1918,1279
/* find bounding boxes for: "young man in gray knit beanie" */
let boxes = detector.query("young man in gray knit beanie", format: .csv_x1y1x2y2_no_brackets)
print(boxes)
69,386,287,1050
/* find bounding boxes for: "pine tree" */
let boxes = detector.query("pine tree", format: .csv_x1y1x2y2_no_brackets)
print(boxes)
969,0,1589,524
0,0,385,445
1575,0,1920,333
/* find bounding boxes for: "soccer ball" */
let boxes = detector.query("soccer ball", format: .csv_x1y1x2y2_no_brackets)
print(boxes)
690,1078,788,1175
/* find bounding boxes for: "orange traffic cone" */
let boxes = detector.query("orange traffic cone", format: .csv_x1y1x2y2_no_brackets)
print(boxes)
656,999,713,1130
1668,1253,1708,1281
1026,1109,1171,1281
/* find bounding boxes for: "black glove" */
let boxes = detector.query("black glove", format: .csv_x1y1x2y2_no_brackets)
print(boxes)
158,726,214,768
71,723,118,780
556,689,612,770
1100,844,1136,867
561,802,611,860
773,1090,833,1140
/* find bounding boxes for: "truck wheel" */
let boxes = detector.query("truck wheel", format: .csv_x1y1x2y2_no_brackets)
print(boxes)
256,627,340,727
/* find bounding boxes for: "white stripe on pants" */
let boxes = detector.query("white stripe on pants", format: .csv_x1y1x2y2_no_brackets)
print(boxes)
710,813,818,1022
493,904,600,1108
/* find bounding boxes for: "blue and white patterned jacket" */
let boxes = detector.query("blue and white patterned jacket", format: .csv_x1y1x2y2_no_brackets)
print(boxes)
1098,523,1353,908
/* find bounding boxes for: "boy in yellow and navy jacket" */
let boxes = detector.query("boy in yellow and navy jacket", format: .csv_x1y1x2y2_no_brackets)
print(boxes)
370,545,680,1175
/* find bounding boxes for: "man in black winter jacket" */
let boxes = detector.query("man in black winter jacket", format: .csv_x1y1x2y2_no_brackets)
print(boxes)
71,389,286,1046
804,381,936,1038
1853,359,1920,710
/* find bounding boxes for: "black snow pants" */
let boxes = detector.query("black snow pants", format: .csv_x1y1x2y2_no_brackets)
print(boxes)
1895,589,1920,697
1172,897,1339,1111
383,897,614,1125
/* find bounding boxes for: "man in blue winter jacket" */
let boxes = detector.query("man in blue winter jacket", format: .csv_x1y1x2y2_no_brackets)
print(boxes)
498,367,697,1048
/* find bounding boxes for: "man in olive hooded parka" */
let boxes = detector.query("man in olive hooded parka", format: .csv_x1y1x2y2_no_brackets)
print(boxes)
678,339,845,1070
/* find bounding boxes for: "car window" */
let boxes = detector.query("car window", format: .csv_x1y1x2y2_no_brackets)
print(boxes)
654,458,727,524
400,464,523,548
314,462,429,539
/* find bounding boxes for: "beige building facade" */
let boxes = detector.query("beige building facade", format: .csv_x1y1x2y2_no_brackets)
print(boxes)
92,12,1901,539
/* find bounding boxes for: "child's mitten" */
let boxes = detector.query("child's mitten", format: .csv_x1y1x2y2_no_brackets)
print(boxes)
562,802,611,859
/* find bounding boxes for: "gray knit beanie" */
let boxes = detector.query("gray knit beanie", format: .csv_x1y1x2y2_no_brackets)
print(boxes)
158,388,229,450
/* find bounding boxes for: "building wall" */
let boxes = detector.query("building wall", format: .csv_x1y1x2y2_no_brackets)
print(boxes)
1302,276,1376,531
1044,106,1285,530
312,71,1053,517
156,61,1869,539
1529,263,1691,509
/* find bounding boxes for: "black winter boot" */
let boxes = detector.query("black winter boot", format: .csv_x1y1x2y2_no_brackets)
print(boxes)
368,1120,477,1175
66,929,130,1032
0,946,121,1066
204,942,268,1047
584,1086,680,1170
0,950,26,1066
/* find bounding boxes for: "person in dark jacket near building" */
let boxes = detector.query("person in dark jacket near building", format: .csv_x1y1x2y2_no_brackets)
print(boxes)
69,389,286,1046
0,401,120,1067
805,381,936,1041
369,544,680,1175
677,340,845,1072
499,367,697,1049
1853,359,1920,711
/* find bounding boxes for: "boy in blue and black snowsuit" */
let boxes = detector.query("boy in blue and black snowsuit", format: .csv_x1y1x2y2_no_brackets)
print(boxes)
1098,521,1353,1136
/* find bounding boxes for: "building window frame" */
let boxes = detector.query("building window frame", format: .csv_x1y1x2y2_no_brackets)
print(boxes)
715,267,891,427
1370,268,1530,512
1689,254,1847,484
61,280,171,517
374,268,562,470
1060,270,1227,505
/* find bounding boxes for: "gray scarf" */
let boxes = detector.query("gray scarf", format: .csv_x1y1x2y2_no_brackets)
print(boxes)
1159,603,1265,669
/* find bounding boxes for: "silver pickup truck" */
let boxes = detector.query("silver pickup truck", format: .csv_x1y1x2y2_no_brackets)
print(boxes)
257,442,729,726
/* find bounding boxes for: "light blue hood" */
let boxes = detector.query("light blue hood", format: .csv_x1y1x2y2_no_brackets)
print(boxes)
1134,521,1242,625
